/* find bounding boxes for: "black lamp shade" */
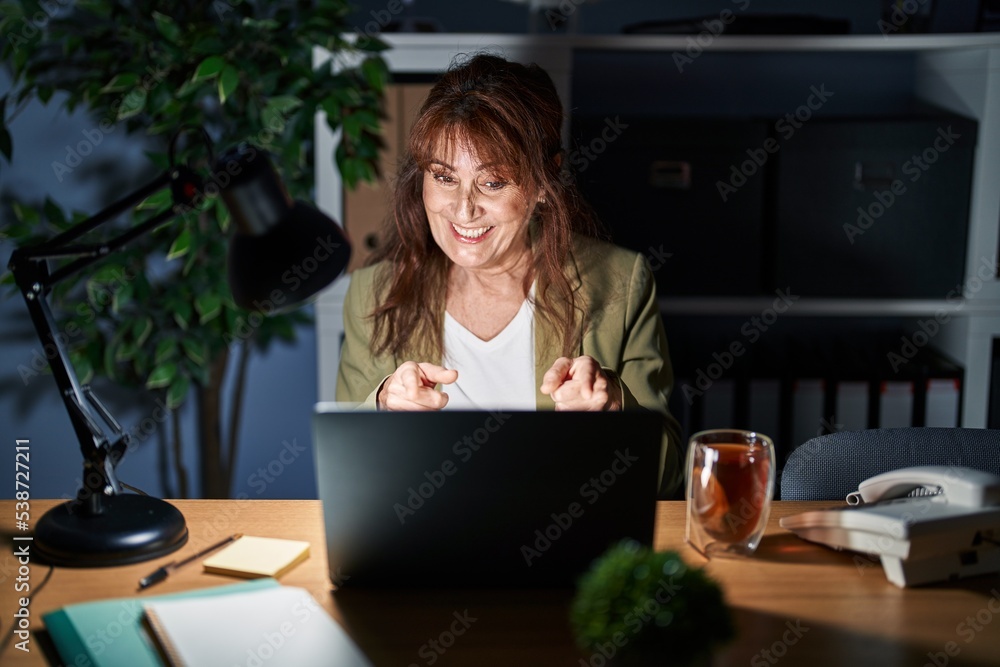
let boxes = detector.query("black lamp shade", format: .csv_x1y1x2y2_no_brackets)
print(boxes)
220,147,351,310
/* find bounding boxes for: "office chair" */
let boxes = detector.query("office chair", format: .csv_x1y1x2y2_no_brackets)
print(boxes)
779,427,1000,500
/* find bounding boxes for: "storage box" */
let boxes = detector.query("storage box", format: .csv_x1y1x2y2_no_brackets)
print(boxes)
771,114,978,298
572,117,769,296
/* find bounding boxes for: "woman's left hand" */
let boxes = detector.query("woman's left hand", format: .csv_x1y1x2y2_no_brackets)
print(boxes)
540,356,623,411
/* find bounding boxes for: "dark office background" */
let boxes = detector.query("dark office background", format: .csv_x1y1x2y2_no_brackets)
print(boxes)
0,0,987,499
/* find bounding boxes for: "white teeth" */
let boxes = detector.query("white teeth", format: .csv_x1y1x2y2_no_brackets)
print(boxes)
453,224,493,239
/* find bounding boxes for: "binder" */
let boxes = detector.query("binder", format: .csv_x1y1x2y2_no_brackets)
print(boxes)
879,381,914,428
925,378,961,427
835,381,869,431
791,379,825,448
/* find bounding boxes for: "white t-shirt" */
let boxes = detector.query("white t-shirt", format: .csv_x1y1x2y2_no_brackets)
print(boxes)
442,296,536,411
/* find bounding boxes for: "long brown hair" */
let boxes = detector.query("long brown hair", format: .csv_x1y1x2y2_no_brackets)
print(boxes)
368,53,601,360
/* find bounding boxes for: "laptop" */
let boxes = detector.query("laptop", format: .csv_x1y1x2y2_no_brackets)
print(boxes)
311,405,662,588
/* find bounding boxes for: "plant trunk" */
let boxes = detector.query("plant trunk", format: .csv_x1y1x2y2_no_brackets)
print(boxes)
171,407,189,498
198,347,230,498
225,338,252,495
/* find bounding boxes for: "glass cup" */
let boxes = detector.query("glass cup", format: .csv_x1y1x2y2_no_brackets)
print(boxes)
685,429,776,558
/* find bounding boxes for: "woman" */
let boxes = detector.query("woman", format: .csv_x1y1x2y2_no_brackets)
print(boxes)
336,54,683,498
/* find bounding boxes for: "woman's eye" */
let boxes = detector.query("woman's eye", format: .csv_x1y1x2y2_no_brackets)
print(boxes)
480,179,507,191
431,172,455,184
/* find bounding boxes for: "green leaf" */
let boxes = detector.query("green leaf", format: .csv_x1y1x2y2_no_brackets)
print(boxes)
133,316,153,348
12,202,38,225
115,340,137,362
116,88,147,120
320,96,341,121
153,12,182,43
173,301,192,330
101,73,139,93
70,350,94,385
137,189,172,211
218,65,239,105
361,57,388,92
112,281,133,312
215,196,230,232
195,292,222,323
181,338,206,365
192,56,225,82
262,95,302,131
167,229,192,260
103,343,117,380
166,375,190,409
86,280,106,309
154,338,177,364
146,362,177,389
265,95,303,117
43,198,66,227
175,77,206,98
190,37,225,56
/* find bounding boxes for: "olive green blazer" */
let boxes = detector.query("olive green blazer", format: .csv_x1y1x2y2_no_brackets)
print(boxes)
335,236,683,498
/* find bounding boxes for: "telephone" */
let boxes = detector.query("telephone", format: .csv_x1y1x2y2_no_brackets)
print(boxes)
780,465,1000,587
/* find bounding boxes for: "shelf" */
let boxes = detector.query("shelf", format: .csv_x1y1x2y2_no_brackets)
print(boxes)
660,298,1000,317
377,32,1000,54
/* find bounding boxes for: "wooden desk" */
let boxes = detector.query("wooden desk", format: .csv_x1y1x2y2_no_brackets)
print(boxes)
2,500,998,666
0,500,334,666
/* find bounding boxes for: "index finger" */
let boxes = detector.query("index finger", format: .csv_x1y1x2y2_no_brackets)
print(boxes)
540,356,573,394
569,356,600,400
398,363,424,397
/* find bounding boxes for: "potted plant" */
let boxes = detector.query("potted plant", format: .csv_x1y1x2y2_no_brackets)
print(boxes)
571,540,735,666
0,0,386,497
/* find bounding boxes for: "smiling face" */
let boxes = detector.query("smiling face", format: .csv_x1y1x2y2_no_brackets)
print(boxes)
422,138,537,276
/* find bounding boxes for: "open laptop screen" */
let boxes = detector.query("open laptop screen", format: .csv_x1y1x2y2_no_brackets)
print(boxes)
312,407,661,588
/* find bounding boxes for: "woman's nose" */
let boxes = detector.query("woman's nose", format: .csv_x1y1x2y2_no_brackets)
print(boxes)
452,187,478,221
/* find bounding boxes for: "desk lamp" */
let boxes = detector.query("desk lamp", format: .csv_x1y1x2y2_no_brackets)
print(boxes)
7,143,350,567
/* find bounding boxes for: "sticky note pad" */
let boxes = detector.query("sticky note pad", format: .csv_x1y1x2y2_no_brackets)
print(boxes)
202,536,310,579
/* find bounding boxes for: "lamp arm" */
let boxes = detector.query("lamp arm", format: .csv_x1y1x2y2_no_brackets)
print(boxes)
6,166,201,506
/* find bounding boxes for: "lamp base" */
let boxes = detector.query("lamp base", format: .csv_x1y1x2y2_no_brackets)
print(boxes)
35,495,188,567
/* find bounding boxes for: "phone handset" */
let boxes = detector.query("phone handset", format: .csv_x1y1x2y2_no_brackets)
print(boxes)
845,465,1000,508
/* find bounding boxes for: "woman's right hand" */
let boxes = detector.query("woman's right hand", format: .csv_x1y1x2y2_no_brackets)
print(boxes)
377,362,459,411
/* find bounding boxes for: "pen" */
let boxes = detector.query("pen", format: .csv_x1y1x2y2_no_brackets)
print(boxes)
138,533,243,591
